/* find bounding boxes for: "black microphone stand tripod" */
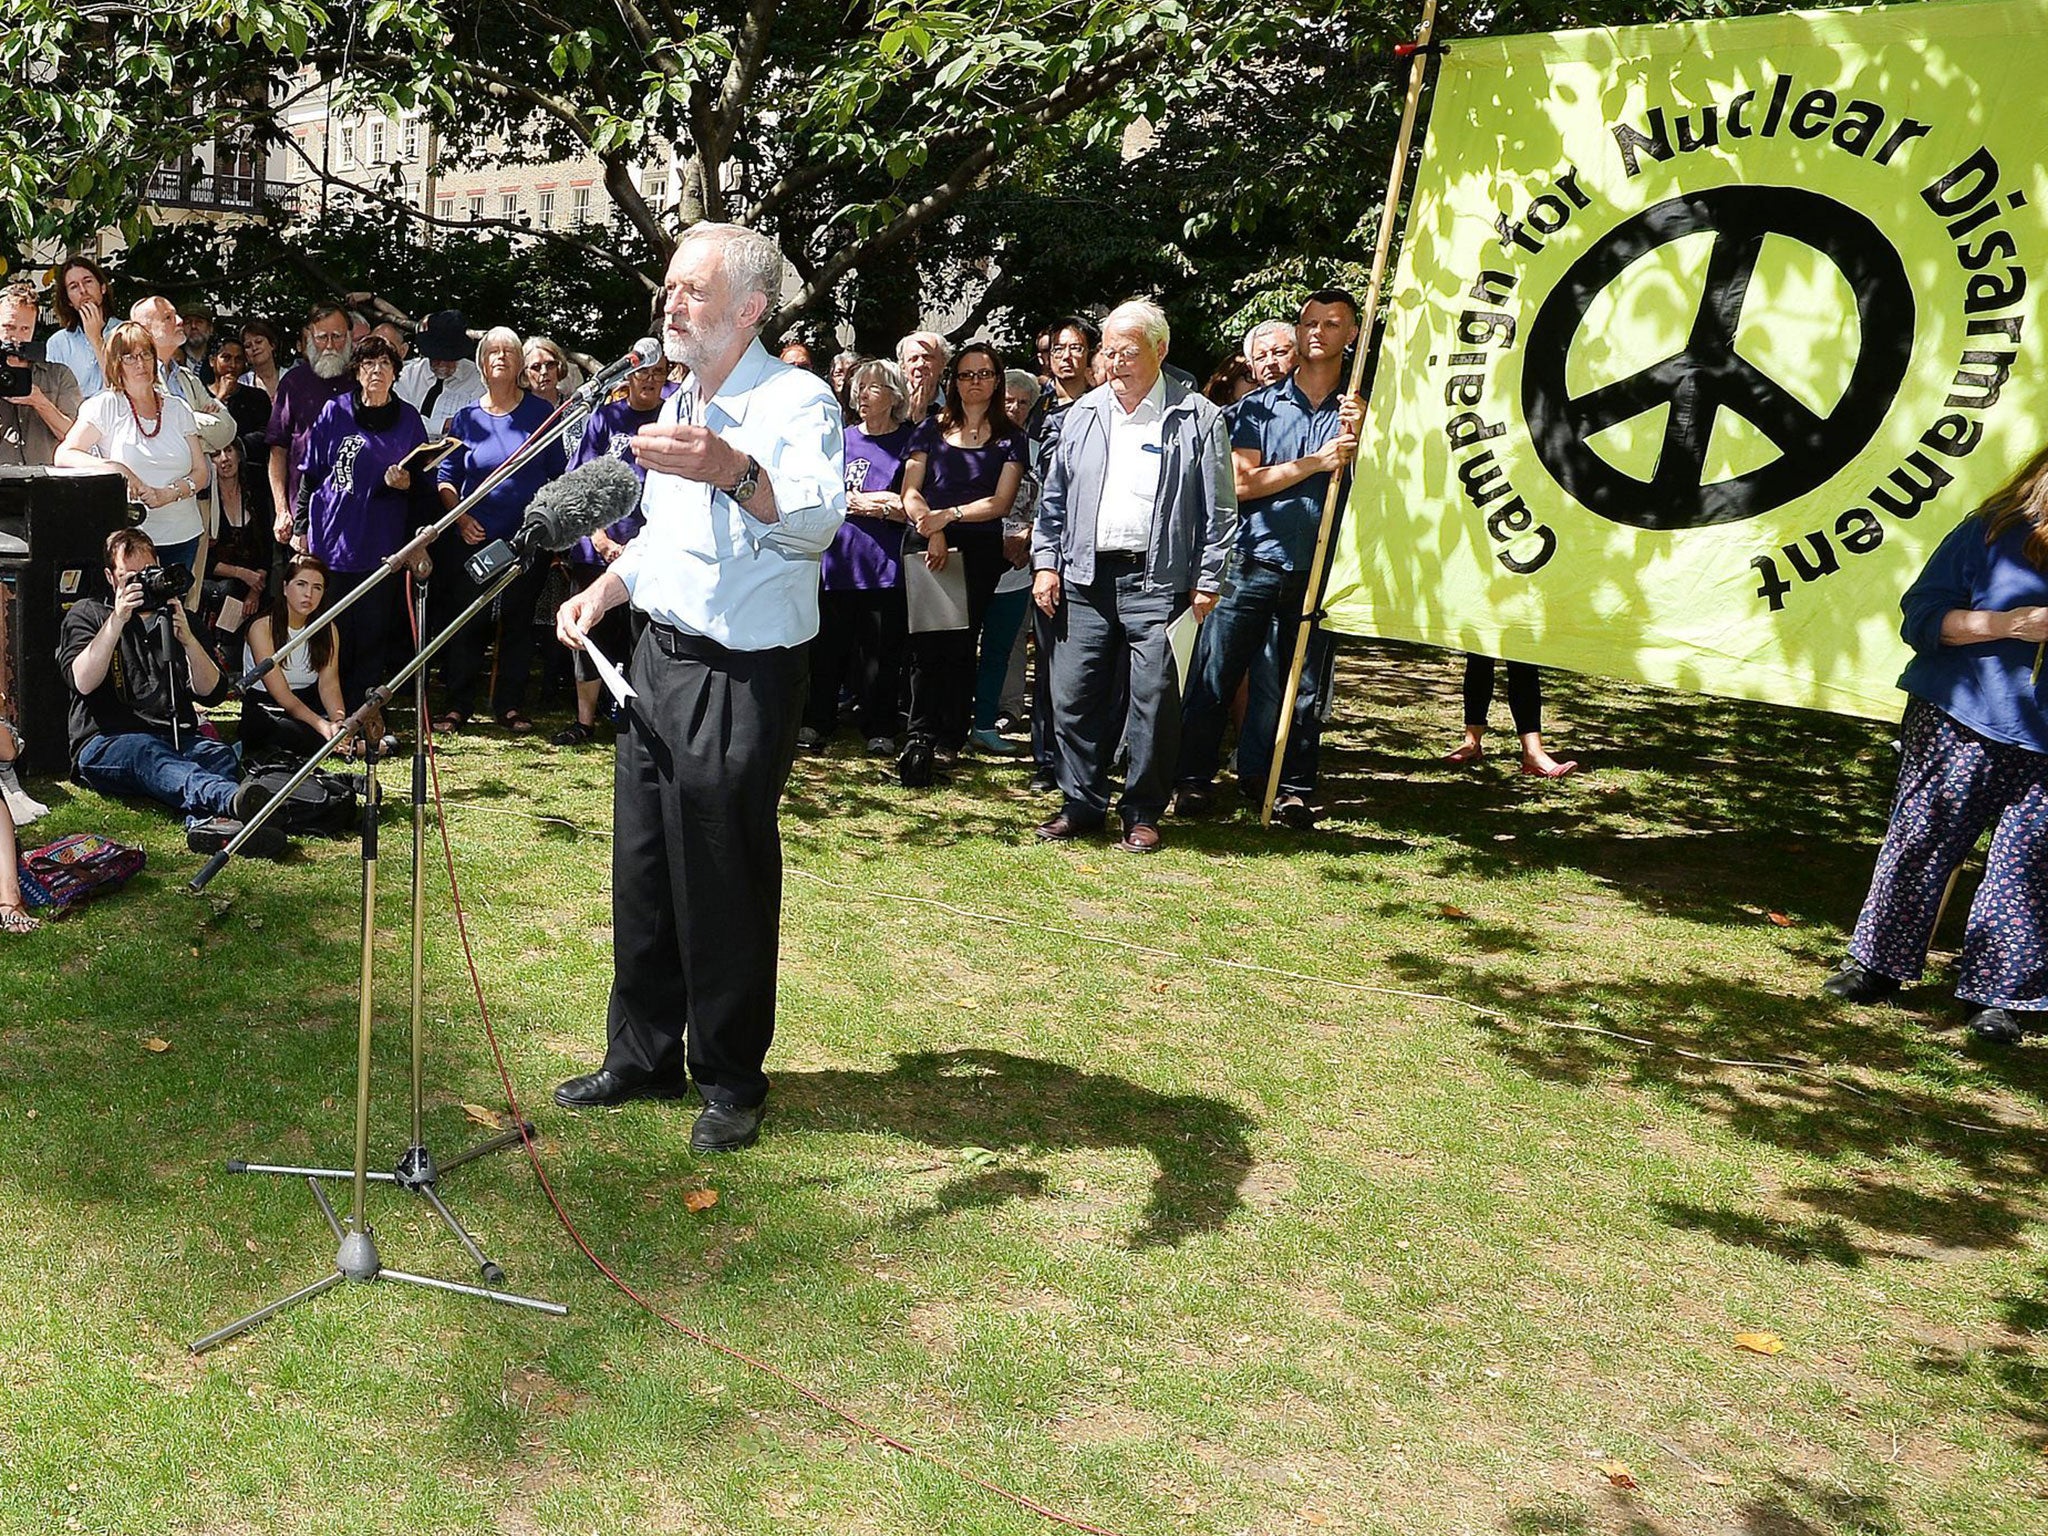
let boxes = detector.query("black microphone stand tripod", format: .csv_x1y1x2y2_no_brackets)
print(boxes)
189,553,567,1353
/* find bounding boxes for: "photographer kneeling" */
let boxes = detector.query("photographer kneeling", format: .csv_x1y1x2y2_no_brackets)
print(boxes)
58,529,286,857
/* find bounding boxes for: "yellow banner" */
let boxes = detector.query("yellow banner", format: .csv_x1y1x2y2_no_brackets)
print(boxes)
1323,0,2048,717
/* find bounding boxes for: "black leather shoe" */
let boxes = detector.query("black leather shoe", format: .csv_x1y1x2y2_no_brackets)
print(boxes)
1171,782,1213,817
1821,962,1900,1004
1967,1006,2031,1045
691,1100,764,1152
553,1068,689,1108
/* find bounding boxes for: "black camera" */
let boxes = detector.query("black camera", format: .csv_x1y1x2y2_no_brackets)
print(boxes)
0,359,31,399
130,562,194,611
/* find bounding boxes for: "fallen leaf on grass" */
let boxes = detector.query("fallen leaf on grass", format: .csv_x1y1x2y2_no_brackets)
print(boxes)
461,1103,508,1129
144,1037,172,1053
1768,911,1795,927
1734,1330,1785,1356
1439,904,1470,920
243,1238,260,1253
1598,1460,1639,1490
682,1188,719,1213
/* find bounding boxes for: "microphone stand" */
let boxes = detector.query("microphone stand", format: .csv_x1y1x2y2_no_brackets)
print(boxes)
189,557,566,1354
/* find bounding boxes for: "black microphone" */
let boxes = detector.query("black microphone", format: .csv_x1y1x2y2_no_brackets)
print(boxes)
571,337,663,404
464,455,644,584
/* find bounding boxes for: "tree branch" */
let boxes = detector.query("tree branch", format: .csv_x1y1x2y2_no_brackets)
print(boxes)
767,142,1000,334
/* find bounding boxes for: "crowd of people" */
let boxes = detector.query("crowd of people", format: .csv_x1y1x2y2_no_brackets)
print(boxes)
2,249,2041,1057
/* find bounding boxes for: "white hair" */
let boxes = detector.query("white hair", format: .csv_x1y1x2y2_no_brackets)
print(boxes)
676,221,783,328
1003,368,1038,397
1102,299,1170,353
1242,319,1294,360
476,325,524,371
896,330,952,367
848,359,910,422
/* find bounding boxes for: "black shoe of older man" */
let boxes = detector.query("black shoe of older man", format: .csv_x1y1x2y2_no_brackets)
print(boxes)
553,1068,690,1108
1966,1006,2032,1046
1820,962,1900,1005
691,1100,764,1153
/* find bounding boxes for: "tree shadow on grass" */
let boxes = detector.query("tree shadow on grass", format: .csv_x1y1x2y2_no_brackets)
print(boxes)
771,1048,1256,1248
1380,951,2048,1259
1508,1473,1906,1534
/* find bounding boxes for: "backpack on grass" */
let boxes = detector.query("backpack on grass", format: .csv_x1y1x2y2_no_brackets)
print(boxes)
16,833,147,916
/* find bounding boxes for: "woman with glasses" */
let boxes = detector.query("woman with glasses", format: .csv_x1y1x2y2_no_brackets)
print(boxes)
294,334,428,718
898,341,1027,769
55,321,210,577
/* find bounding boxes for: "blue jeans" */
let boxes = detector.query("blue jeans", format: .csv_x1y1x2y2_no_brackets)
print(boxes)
975,586,1032,731
77,731,241,823
1176,558,1329,797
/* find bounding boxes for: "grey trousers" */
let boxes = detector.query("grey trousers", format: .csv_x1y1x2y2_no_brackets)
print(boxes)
1051,555,1186,827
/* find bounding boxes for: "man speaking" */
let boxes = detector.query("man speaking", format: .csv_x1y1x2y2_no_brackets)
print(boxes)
553,223,845,1152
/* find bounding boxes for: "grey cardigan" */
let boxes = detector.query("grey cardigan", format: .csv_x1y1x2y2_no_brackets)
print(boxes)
1030,376,1238,595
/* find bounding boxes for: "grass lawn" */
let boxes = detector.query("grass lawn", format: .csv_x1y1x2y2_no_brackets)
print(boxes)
2,637,2044,1535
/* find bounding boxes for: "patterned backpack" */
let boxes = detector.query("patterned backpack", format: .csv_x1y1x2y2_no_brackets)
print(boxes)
15,833,147,916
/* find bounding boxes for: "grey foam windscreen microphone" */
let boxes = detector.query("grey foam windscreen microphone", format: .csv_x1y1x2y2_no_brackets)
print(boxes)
516,455,644,552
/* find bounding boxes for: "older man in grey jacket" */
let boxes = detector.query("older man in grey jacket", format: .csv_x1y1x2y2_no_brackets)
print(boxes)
1031,299,1237,852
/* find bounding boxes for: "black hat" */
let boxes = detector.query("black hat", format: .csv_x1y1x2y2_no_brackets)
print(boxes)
416,309,472,361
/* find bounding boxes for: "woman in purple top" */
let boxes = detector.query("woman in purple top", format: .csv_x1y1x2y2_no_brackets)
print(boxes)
803,358,915,752
295,334,427,711
899,341,1026,760
551,358,670,746
430,325,567,733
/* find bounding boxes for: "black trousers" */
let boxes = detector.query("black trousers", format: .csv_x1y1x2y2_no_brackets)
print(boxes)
1051,557,1184,826
427,528,549,718
602,622,806,1107
905,526,1005,750
324,566,406,713
805,586,906,740
1463,653,1542,736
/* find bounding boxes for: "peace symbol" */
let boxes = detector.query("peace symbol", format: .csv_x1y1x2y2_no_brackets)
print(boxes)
1522,186,1914,531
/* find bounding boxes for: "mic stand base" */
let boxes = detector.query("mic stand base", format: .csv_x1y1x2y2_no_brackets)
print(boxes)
189,577,566,1354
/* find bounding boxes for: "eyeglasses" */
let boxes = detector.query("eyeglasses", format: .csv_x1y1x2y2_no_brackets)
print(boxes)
1100,346,1143,364
955,368,997,383
1049,342,1089,355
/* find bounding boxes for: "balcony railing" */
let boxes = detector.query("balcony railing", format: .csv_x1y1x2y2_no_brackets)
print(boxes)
144,169,300,218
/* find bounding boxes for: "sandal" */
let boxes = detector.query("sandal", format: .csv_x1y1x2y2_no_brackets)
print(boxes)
498,710,536,736
550,720,596,746
432,709,470,734
0,902,40,936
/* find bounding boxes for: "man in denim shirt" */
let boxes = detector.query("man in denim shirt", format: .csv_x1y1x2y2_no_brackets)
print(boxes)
1175,289,1364,826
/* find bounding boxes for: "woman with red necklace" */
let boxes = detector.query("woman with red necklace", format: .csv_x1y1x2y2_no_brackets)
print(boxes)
56,321,211,581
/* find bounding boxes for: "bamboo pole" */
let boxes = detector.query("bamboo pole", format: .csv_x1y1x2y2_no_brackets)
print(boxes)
1259,0,1441,826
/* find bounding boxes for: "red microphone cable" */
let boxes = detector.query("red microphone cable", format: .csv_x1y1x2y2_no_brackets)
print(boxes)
405,579,1129,1536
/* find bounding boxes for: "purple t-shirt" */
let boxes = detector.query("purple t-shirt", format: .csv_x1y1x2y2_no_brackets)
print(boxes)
298,393,428,573
437,392,566,540
907,417,1027,550
824,422,914,591
563,391,670,564
266,364,352,510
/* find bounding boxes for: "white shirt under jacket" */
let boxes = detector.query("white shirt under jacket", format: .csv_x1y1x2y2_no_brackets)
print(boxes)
1093,373,1167,554
610,338,846,650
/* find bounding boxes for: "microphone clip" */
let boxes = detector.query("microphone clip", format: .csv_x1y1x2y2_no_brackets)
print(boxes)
464,538,523,585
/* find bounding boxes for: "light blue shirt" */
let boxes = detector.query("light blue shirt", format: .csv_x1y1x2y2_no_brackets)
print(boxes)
612,339,845,651
44,326,102,398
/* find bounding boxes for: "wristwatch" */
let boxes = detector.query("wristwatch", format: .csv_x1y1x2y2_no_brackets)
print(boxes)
724,455,761,505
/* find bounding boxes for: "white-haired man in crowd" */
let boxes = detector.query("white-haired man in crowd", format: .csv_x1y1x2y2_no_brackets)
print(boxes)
1242,319,1297,388
895,330,952,422
553,222,846,1154
1031,299,1237,853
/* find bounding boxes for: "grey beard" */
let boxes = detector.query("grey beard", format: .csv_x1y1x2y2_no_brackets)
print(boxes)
309,347,353,379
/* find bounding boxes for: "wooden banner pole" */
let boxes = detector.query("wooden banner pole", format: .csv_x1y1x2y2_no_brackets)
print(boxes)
1258,0,1442,827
